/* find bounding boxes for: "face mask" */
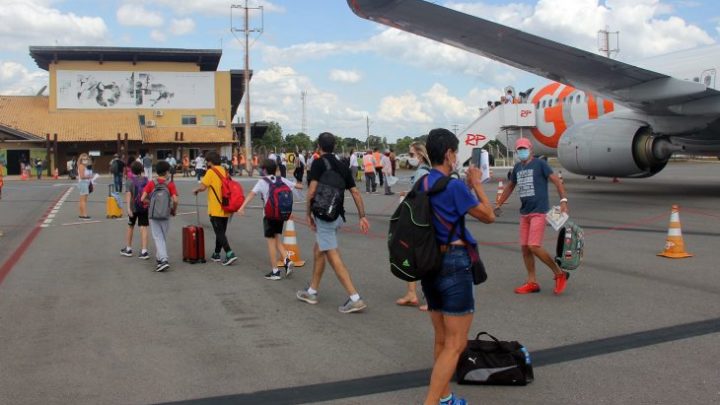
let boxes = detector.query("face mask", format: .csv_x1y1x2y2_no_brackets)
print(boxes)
408,157,419,167
517,149,531,161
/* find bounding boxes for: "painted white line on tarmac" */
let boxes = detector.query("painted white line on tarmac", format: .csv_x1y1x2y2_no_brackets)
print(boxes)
41,186,74,229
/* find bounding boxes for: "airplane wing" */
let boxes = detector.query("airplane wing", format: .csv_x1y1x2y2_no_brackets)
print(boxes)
347,0,720,115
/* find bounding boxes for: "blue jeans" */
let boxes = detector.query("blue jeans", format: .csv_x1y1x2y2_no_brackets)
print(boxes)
421,247,474,315
113,173,123,193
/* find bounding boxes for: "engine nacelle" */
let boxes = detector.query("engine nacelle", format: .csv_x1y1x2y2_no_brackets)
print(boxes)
557,118,670,178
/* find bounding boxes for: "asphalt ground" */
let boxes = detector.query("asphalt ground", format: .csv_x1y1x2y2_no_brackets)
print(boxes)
0,162,719,404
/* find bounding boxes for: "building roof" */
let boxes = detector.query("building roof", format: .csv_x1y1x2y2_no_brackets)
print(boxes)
0,123,45,142
0,96,142,142
29,46,223,71
142,126,234,144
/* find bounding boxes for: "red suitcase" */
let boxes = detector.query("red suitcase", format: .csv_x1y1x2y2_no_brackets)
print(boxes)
183,196,206,263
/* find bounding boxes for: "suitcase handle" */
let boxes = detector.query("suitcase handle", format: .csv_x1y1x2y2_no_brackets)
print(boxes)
195,193,200,226
474,331,501,343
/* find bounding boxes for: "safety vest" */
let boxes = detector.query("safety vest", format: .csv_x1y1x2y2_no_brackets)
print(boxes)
363,155,375,173
252,156,258,166
373,152,383,168
239,155,246,165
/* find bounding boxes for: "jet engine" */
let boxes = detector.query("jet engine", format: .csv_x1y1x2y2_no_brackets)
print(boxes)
557,118,674,178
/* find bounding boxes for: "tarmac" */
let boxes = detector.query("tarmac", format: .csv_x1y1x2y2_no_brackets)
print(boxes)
0,161,719,404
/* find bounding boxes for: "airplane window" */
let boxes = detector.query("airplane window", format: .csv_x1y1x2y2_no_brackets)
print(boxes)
549,100,553,107
542,100,546,108
536,102,540,109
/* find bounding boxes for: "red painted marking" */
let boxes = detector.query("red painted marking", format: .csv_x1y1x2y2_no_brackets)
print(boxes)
464,133,487,146
520,109,532,118
0,188,65,286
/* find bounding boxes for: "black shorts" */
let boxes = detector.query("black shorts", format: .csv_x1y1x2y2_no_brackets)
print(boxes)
128,211,149,227
263,217,285,238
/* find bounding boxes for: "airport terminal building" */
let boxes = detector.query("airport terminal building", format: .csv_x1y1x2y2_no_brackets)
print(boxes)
0,46,249,175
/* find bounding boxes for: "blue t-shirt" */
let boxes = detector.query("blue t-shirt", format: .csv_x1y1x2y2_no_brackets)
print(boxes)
422,169,479,245
511,158,553,215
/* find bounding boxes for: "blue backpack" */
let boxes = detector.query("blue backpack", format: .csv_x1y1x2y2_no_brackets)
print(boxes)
263,177,293,221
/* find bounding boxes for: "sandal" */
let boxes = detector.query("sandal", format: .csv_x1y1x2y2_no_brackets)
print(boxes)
395,297,419,306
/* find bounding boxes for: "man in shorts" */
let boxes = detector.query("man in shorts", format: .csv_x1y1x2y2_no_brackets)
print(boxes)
296,132,370,314
495,137,570,295
121,161,150,260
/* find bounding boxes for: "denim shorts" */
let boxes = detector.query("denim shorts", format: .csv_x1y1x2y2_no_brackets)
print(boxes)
421,246,474,316
77,180,90,196
314,215,343,251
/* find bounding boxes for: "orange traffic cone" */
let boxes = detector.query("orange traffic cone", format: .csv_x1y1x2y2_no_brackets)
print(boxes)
276,219,306,267
495,180,504,205
21,170,28,181
657,205,693,259
53,167,59,180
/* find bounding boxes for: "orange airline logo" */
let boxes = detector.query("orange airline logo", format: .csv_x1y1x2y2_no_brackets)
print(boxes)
530,83,614,148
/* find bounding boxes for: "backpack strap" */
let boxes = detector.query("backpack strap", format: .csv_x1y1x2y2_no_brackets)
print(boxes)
207,167,224,206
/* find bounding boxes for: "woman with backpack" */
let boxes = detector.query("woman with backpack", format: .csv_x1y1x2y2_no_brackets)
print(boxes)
420,128,494,405
396,142,433,310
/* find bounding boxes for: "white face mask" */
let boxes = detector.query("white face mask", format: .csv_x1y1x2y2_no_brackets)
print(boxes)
408,157,419,167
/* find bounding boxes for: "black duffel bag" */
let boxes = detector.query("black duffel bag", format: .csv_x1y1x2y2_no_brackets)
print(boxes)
456,332,534,386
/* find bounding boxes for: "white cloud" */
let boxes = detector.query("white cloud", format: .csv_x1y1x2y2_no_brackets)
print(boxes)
447,0,714,60
0,61,48,95
329,69,362,84
377,93,433,124
150,30,167,42
0,0,107,51
170,18,196,36
116,4,164,27
123,0,284,17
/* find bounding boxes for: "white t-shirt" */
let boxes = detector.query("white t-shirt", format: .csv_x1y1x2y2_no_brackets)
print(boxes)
349,153,359,167
280,153,287,167
381,155,392,174
297,154,306,166
252,175,298,213
268,153,277,162
194,156,206,170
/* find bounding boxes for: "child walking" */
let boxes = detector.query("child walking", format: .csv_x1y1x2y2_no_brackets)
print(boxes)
192,151,238,266
120,161,150,260
238,158,303,280
140,161,178,272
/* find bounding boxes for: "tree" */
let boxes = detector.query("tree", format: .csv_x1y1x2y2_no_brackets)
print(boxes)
366,135,383,149
343,137,364,151
285,132,313,153
395,136,414,153
255,121,284,153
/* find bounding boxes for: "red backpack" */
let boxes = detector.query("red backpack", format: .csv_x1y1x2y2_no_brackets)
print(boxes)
263,177,293,221
209,167,245,213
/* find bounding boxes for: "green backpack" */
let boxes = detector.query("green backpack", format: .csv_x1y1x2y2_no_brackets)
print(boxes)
555,220,584,270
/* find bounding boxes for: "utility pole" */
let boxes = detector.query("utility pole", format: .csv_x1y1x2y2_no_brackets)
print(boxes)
366,116,370,149
598,26,619,58
231,1,263,174
301,90,307,135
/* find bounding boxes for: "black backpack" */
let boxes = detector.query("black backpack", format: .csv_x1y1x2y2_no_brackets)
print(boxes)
311,158,346,222
388,174,453,281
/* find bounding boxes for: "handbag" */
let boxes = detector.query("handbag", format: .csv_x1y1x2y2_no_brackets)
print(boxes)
88,181,94,194
456,332,534,386
466,244,487,285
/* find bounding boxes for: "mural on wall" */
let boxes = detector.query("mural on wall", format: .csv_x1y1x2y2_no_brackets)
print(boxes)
57,70,215,109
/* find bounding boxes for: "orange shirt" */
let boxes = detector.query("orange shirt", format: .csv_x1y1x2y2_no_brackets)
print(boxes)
182,157,190,168
232,155,238,166
252,156,259,166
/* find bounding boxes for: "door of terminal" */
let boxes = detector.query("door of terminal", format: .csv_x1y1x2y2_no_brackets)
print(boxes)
6,149,30,175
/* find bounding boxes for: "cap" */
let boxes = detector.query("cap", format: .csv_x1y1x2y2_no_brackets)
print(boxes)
515,138,532,150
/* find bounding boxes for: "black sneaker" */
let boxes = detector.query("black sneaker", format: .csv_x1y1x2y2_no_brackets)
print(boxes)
138,251,150,260
283,254,293,277
210,252,222,262
156,260,169,272
264,270,282,280
120,247,133,257
222,253,238,266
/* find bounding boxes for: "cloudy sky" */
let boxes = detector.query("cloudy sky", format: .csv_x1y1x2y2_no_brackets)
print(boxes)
0,0,718,141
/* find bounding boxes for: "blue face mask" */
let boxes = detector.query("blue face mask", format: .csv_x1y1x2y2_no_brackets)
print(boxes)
517,149,531,161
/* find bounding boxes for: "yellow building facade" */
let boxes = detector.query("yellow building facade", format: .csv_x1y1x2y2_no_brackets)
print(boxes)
0,46,248,175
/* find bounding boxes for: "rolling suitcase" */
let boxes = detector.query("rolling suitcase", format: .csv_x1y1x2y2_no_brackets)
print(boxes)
106,184,123,218
183,195,206,263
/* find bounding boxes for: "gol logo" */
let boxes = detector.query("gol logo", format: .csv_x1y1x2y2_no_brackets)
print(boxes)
465,133,487,146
